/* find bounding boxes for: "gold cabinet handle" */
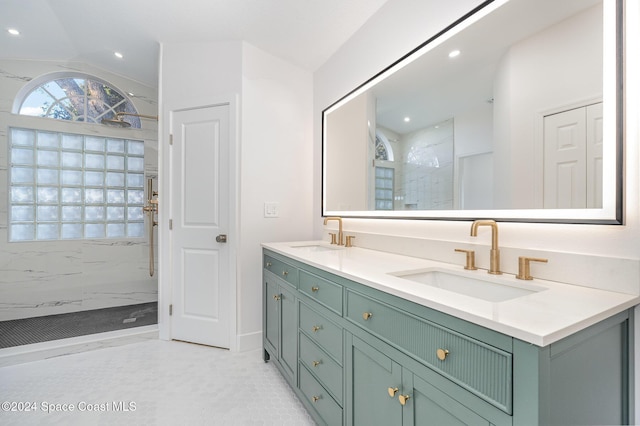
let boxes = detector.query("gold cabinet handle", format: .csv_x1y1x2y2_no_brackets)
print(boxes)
312,360,322,367
273,294,281,301
388,387,398,397
312,395,321,403
362,312,373,321
265,262,272,267
282,270,289,276
399,394,411,406
312,325,322,333
311,286,319,292
436,348,449,361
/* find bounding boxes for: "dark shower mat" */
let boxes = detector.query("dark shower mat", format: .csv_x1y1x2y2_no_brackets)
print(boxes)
0,302,157,348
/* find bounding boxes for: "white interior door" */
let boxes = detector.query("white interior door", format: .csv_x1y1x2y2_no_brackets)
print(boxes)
543,102,603,209
543,107,587,208
170,104,230,348
586,103,603,208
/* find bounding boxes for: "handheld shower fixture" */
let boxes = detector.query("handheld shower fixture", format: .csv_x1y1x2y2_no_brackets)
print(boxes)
101,112,158,128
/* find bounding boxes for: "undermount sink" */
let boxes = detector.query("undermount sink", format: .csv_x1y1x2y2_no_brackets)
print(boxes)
289,243,343,253
389,269,546,302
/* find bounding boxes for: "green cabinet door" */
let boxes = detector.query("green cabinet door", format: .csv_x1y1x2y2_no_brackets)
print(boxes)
350,336,402,425
264,276,280,359
403,371,490,426
280,284,297,381
264,275,297,382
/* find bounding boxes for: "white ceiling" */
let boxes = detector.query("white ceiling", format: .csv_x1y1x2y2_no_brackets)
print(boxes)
0,0,389,88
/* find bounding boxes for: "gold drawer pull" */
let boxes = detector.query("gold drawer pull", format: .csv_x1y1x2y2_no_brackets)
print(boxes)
399,394,411,406
312,395,321,403
266,262,272,267
312,325,322,333
362,312,373,321
311,286,319,292
388,387,398,397
436,348,449,361
312,360,322,367
273,294,281,301
282,270,289,276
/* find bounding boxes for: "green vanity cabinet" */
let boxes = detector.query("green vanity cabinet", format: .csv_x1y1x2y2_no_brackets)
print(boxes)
347,333,493,426
262,248,633,426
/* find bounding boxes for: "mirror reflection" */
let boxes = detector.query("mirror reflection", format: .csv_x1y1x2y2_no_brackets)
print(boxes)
323,0,619,222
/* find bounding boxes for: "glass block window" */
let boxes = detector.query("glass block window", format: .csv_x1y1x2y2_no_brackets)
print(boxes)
9,128,146,241
375,167,394,210
17,75,141,128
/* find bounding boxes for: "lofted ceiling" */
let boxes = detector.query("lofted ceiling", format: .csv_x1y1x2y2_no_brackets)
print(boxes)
0,0,389,88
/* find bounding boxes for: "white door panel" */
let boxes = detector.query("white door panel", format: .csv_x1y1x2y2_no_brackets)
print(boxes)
170,104,230,348
543,102,603,209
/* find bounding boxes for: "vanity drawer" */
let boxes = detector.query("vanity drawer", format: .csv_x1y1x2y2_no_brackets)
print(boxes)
299,270,343,314
299,302,343,362
345,289,513,413
299,363,343,426
264,254,298,287
299,332,343,403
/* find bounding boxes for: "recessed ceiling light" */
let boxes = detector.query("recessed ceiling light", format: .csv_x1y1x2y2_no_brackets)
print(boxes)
404,117,411,123
114,52,123,59
448,50,461,58
7,28,20,36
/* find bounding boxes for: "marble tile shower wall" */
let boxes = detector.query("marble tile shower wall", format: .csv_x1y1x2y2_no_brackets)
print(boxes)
0,60,159,321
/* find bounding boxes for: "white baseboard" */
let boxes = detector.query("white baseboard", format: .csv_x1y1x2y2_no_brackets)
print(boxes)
236,331,262,352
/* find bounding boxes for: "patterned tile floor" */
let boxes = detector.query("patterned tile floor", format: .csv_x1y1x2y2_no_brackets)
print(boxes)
0,339,315,425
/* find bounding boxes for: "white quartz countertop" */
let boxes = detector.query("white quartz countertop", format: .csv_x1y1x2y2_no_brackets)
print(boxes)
262,241,640,346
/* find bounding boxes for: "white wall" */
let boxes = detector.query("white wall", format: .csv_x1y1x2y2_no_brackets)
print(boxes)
239,42,314,348
314,0,640,419
159,40,314,349
324,91,369,210
493,4,603,209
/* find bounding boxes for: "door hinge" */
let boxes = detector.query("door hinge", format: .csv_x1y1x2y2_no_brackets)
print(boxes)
169,304,173,316
169,219,173,230
169,134,173,145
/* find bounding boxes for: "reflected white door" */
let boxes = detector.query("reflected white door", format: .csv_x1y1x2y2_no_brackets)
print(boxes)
544,107,587,208
586,103,603,208
543,103,602,209
170,104,230,348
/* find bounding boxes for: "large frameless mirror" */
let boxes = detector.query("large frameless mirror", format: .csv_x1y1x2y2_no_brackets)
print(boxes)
322,0,622,224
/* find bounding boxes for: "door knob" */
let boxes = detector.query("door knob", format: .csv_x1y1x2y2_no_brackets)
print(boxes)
388,387,398,397
216,234,227,243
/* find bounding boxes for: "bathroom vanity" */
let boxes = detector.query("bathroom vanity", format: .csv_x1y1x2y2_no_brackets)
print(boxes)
262,242,637,426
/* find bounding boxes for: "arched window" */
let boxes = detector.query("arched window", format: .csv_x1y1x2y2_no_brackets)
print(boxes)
9,73,147,242
374,130,395,161
14,73,141,128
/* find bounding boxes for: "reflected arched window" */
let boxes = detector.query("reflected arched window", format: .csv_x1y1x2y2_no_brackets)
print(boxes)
374,131,395,162
15,73,141,128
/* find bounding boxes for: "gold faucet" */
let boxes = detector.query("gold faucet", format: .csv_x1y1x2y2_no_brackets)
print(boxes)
470,220,501,275
323,217,343,246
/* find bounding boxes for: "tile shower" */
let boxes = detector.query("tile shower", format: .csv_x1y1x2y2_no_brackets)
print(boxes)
0,59,158,343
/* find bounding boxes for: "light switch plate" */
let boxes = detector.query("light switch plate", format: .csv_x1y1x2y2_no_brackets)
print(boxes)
264,202,279,218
